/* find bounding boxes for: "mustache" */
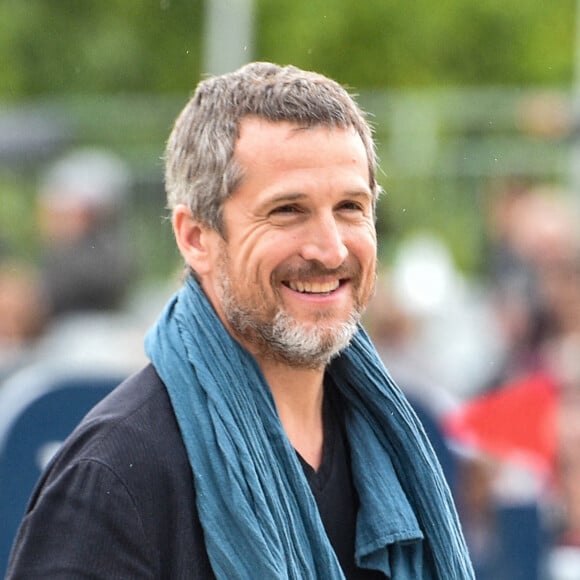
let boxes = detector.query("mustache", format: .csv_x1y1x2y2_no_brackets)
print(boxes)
274,258,359,281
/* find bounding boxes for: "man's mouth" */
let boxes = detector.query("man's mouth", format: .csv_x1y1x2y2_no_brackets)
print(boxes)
284,279,342,294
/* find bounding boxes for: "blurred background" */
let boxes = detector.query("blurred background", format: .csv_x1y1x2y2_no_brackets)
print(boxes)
1,1,580,578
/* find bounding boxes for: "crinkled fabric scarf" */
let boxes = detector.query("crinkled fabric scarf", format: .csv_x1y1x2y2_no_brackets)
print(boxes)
145,276,474,579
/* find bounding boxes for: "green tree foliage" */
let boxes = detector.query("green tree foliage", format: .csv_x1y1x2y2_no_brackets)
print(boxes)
0,0,576,277
0,0,576,98
258,0,576,89
0,0,204,99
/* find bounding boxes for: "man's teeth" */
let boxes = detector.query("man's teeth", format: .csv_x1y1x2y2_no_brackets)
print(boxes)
287,280,340,293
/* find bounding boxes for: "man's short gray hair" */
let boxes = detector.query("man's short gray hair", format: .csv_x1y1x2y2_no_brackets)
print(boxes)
165,61,379,235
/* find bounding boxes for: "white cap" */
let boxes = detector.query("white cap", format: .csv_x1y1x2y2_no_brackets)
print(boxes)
40,148,131,210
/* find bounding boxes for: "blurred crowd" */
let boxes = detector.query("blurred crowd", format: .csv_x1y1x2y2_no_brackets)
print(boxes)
366,178,580,579
1,143,580,578
0,148,166,383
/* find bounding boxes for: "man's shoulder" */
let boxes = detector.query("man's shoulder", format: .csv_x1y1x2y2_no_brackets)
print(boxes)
9,365,214,578
46,364,190,489
83,363,171,434
29,363,200,555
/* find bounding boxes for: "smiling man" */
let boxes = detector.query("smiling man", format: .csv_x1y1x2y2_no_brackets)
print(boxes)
7,63,473,579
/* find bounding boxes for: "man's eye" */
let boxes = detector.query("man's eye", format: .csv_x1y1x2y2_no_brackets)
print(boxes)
271,204,301,215
338,201,364,212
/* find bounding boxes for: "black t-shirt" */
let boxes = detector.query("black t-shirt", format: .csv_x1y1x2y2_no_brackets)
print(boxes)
297,380,385,579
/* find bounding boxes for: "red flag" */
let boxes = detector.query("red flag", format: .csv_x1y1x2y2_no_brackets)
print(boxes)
445,372,558,476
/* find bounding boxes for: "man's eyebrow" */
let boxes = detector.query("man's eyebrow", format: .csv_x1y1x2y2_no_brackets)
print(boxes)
252,193,307,215
259,190,373,212
271,190,372,201
337,190,374,206
264,192,308,206
343,190,373,199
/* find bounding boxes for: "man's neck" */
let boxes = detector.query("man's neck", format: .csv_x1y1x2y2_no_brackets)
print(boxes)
261,361,326,470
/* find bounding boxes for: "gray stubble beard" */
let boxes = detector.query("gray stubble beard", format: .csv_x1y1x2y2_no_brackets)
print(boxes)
219,272,362,370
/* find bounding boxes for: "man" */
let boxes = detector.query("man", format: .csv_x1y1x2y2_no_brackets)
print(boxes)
7,62,473,579
37,148,134,317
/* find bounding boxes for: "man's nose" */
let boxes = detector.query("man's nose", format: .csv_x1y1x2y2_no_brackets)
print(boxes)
299,214,348,269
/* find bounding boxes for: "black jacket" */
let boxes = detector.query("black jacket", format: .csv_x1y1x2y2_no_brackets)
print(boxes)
7,364,215,579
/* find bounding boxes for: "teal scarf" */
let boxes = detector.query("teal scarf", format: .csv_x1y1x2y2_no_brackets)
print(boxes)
145,277,473,579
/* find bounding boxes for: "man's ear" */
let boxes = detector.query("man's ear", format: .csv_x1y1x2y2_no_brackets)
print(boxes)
172,204,217,276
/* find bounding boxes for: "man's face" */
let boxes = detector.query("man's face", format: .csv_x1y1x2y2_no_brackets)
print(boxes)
202,117,377,369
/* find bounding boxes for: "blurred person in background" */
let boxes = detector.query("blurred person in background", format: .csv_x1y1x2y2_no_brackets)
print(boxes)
482,180,547,386
37,148,134,317
541,255,580,579
363,266,460,493
7,62,473,579
0,252,47,382
367,233,505,403
483,182,580,387
0,149,148,389
447,186,580,579
21,148,150,376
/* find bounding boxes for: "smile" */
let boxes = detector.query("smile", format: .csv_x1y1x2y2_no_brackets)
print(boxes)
285,280,341,294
